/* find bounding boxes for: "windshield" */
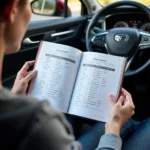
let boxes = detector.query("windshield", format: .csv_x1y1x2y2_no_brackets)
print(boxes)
98,0,150,6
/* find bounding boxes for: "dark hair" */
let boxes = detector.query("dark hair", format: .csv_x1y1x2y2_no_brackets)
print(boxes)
0,0,11,12
0,0,26,13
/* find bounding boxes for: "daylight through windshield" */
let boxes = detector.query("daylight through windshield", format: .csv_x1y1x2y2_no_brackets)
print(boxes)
98,0,150,6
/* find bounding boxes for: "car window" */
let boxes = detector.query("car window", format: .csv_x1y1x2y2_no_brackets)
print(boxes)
98,0,150,6
31,0,82,22
68,0,82,17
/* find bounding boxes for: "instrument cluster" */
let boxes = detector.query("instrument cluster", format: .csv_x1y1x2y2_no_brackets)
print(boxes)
106,13,150,32
113,21,150,32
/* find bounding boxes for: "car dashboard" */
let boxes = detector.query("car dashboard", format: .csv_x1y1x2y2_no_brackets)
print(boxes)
85,7,150,67
106,12,150,32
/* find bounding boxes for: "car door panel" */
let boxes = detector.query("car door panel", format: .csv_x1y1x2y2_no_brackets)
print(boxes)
3,16,87,89
25,16,87,38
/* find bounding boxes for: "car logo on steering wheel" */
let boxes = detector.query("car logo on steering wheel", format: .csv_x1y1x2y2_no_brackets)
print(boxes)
114,34,129,42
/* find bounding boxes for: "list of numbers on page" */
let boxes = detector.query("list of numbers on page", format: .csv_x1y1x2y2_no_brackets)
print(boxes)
35,53,76,104
73,60,115,111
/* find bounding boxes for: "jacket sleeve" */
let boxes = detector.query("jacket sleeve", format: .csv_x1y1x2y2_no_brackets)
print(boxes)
19,100,81,150
96,133,122,150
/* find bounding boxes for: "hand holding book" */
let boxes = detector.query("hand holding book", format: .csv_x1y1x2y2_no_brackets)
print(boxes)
105,88,135,136
11,61,37,95
29,41,127,122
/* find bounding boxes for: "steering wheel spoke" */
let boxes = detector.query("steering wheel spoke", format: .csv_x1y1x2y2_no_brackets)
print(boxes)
125,55,135,72
91,32,108,48
86,1,150,76
139,31,150,50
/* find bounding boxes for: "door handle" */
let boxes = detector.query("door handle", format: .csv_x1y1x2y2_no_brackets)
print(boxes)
23,38,40,44
51,30,75,37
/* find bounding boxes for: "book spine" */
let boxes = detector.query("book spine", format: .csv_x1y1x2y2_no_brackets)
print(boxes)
116,58,127,100
34,41,43,69
27,41,43,94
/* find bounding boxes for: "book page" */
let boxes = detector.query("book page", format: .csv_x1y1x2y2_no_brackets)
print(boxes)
69,52,126,122
29,41,82,113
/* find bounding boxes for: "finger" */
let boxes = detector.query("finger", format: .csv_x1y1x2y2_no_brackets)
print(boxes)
17,61,35,79
121,88,132,102
122,90,134,107
117,95,124,105
125,100,135,110
26,71,32,75
121,88,130,97
17,70,33,80
20,61,35,73
23,70,37,83
123,102,135,113
123,92,135,110
108,94,116,106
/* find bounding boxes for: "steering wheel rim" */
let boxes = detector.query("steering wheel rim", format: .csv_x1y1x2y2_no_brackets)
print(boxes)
86,1,150,77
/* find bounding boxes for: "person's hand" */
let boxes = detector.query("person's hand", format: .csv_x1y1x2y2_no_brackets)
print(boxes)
11,61,37,96
105,88,135,136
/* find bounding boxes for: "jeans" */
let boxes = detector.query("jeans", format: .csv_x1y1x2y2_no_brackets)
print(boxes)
67,116,150,150
122,118,150,150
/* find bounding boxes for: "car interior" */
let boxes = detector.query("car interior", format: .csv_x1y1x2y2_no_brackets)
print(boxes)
3,0,150,122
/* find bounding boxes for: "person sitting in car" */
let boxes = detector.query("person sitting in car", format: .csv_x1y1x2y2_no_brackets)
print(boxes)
0,0,144,150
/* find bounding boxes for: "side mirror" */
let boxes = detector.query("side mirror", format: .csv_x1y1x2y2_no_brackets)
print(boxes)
31,0,57,16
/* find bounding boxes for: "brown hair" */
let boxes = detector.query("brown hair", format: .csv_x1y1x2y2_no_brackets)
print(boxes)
0,0,27,13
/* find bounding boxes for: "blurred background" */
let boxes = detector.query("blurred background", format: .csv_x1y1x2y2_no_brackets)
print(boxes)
31,0,150,21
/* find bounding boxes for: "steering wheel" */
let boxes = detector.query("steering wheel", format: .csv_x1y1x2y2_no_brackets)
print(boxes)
86,1,150,77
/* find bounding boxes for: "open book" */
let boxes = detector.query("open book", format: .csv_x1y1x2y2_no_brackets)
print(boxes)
28,41,126,122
